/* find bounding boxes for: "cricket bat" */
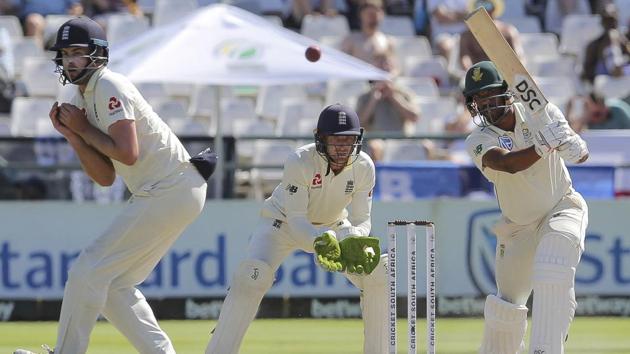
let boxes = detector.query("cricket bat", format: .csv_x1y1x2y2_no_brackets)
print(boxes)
464,7,552,124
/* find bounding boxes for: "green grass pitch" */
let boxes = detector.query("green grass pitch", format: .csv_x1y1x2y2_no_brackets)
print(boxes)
2,317,629,353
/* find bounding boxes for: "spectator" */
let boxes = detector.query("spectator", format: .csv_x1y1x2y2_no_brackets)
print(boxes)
356,50,420,160
584,92,630,129
286,0,345,28
459,0,524,72
427,0,469,60
581,3,630,84
341,0,395,64
15,0,84,48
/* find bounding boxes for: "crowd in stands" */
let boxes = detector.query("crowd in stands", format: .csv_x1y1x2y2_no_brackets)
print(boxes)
0,0,629,200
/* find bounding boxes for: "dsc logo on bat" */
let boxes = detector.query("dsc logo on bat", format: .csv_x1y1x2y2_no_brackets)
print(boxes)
514,74,545,113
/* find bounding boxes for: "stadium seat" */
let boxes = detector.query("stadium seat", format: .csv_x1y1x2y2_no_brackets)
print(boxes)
396,76,439,98
12,37,46,77
276,98,322,136
380,16,416,37
189,85,225,120
520,32,560,62
20,57,60,97
499,0,526,19
319,35,344,50
594,75,630,99
559,14,602,62
503,16,542,33
256,85,308,120
0,15,23,40
391,35,432,70
535,76,577,103
527,56,576,77
10,97,56,137
414,97,458,134
249,140,295,200
382,139,428,162
154,100,189,120
300,14,350,41
404,56,450,88
219,97,257,135
166,117,209,136
324,80,369,109
106,14,150,46
153,0,198,26
134,82,170,107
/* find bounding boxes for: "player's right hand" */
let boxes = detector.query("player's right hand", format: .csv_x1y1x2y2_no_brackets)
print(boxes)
313,231,343,272
49,102,78,140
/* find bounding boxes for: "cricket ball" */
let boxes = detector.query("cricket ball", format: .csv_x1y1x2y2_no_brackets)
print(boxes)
305,45,321,62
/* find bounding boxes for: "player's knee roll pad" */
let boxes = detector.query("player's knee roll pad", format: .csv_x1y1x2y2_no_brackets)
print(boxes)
231,259,274,297
479,295,528,354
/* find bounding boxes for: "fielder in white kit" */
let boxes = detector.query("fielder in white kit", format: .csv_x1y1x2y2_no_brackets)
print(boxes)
206,104,387,354
463,61,589,354
15,17,210,354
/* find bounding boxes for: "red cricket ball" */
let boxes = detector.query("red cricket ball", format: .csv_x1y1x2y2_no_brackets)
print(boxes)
305,45,321,62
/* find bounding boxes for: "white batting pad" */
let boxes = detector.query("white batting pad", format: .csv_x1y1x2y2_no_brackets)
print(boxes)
206,260,273,354
479,294,528,354
530,235,579,354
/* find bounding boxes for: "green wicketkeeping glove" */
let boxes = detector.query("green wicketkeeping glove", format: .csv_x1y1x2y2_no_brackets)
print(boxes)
313,231,343,272
338,236,381,275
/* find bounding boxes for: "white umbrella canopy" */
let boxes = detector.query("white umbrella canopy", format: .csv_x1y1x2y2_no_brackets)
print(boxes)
108,4,389,85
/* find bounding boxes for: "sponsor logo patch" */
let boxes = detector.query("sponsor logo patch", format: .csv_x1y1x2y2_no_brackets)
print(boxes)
474,144,483,156
498,135,513,150
467,209,501,295
312,173,322,188
344,180,354,194
108,96,122,112
285,184,298,194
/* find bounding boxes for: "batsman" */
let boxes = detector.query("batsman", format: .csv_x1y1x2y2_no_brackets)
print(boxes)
206,104,388,354
464,61,589,354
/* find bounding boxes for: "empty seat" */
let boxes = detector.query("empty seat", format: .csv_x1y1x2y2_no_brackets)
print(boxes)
325,80,370,109
504,16,542,33
391,35,432,70
134,82,169,106
380,16,415,36
249,140,296,200
594,75,630,99
166,117,209,136
10,97,56,137
276,98,322,136
559,14,603,61
404,56,450,88
0,15,23,40
527,56,576,77
382,139,428,162
20,57,60,97
152,0,198,26
256,84,307,120
220,97,257,135
155,100,189,120
535,76,577,102
13,37,46,77
106,14,150,46
300,14,350,41
520,32,560,61
414,97,458,134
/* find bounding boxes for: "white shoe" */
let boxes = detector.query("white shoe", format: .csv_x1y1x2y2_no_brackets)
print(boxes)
14,344,53,354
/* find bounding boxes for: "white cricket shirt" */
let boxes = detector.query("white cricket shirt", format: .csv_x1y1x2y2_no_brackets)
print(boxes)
465,102,573,225
69,67,190,194
261,143,375,245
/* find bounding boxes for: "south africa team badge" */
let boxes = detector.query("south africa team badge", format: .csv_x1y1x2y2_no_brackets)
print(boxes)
498,135,513,151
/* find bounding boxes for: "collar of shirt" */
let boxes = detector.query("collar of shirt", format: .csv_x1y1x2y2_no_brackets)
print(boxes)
84,66,108,93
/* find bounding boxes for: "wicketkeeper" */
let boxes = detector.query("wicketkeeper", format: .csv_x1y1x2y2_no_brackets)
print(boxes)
206,104,388,354
463,61,589,354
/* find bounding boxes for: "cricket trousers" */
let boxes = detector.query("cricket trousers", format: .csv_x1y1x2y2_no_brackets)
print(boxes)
55,163,206,354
